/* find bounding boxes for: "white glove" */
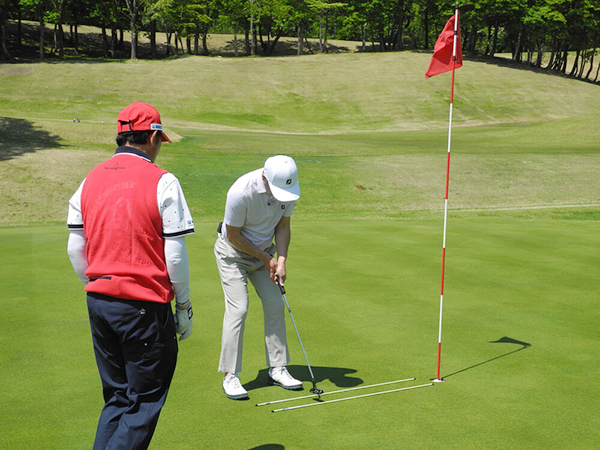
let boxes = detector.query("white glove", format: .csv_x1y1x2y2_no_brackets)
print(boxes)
174,300,193,340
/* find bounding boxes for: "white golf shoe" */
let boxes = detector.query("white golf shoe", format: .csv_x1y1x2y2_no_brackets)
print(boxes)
268,367,303,390
223,373,249,400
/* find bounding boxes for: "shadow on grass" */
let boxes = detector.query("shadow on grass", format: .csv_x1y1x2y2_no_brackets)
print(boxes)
443,336,532,379
470,55,599,85
248,446,284,450
244,364,363,392
0,117,63,161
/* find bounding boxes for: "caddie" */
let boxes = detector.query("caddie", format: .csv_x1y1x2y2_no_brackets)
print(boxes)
215,155,302,400
67,102,195,449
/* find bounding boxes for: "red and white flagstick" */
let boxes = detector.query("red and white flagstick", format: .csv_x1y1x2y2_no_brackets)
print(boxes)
432,4,460,383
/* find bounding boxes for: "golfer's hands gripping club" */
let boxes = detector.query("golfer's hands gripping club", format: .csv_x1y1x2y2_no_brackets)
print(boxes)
275,275,286,295
270,257,286,287
174,300,193,340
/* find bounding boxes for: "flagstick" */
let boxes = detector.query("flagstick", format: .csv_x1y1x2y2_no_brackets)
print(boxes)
433,4,459,384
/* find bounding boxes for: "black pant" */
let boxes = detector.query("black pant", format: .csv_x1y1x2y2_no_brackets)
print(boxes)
87,292,178,450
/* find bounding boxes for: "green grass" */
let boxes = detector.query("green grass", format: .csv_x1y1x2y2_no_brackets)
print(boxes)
1,53,599,133
0,220,598,449
0,50,599,449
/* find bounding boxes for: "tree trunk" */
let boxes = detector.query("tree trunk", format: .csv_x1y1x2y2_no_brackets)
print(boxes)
318,16,324,53
165,32,172,56
513,32,521,61
101,26,109,57
536,48,543,68
233,24,238,57
150,20,157,59
577,51,587,78
202,30,209,55
560,51,568,73
569,50,580,76
1,20,12,60
547,49,556,69
38,14,45,60
186,36,191,54
490,25,498,56
130,15,138,59
297,23,304,55
396,14,404,50
52,23,57,55
73,23,79,53
111,24,117,57
324,16,328,53
58,23,65,58
304,35,313,54
250,13,255,55
423,6,429,49
361,22,366,52
17,9,22,51
585,53,594,80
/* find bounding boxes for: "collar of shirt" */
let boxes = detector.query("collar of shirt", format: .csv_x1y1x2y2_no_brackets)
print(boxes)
114,146,152,163
253,169,268,195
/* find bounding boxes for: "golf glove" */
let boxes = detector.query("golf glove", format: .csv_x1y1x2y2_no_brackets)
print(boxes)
174,300,193,340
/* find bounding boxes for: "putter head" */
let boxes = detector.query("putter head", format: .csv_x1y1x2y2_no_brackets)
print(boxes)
310,387,324,396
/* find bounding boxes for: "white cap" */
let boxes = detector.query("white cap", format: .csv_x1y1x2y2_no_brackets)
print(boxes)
263,155,300,202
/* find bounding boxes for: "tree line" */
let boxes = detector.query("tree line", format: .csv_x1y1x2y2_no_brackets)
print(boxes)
0,0,598,81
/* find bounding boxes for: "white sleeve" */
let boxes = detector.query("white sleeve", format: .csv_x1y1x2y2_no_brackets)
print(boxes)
283,201,295,217
223,187,247,227
67,179,86,230
67,230,89,284
165,237,191,305
157,173,195,238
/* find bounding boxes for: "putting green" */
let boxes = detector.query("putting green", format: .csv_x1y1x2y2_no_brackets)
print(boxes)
0,218,597,449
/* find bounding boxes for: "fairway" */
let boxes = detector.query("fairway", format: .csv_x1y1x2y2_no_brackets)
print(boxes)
0,50,598,449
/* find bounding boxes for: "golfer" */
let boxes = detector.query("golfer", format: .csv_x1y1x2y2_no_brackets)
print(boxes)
67,102,195,449
215,155,302,400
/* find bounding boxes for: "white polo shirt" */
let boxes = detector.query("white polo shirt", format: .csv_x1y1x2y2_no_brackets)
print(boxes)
223,169,295,250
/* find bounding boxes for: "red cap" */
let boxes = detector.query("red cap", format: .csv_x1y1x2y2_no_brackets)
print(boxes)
117,102,171,143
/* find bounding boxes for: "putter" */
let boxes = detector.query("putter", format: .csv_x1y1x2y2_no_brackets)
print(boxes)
276,277,324,397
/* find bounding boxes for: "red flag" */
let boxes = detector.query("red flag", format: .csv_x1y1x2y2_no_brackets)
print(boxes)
425,14,462,78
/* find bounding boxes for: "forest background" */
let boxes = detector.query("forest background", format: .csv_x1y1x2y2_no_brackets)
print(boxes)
0,0,599,83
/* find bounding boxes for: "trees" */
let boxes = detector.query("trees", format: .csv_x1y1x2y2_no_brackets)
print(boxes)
0,0,596,82
19,0,51,58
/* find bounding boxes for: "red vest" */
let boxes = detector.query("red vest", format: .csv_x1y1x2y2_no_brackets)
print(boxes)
81,152,173,303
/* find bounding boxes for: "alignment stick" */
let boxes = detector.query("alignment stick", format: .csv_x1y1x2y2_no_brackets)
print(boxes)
256,378,415,407
272,383,433,412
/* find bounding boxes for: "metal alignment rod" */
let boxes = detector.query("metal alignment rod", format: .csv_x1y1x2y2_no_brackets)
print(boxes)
272,383,434,413
256,378,416,407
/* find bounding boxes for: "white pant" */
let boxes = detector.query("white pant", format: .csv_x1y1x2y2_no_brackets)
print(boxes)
214,235,289,374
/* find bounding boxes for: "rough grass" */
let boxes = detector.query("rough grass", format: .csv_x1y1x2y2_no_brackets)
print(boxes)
1,115,597,226
1,52,599,133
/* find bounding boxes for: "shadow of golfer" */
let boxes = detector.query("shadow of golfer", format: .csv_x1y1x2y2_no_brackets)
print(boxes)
244,365,363,392
443,336,532,379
